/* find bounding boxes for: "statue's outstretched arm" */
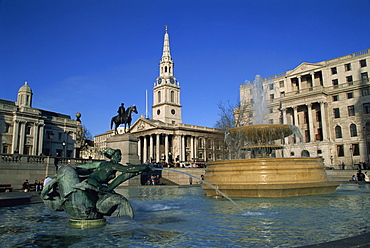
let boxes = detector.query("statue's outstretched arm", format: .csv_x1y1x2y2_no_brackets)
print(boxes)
113,164,153,173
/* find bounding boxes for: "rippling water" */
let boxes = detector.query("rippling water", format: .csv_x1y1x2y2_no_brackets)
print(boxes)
0,183,369,247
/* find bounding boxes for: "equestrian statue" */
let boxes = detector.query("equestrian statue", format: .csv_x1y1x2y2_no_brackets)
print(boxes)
111,103,138,134
41,148,153,227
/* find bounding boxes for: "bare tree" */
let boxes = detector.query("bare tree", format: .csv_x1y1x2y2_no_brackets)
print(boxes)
214,100,250,159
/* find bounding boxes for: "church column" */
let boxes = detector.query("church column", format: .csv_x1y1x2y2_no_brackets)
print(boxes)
12,120,20,153
181,135,185,162
319,101,328,141
19,121,26,154
307,104,315,143
143,136,148,163
156,134,160,163
190,136,194,162
137,137,142,163
165,134,169,163
149,134,154,162
194,136,198,162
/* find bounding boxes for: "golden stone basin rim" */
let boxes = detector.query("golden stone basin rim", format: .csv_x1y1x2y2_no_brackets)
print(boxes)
227,124,294,143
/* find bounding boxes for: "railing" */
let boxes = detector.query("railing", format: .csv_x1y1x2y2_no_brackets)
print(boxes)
0,153,103,166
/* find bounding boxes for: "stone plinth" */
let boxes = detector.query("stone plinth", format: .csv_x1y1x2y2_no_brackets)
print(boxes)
202,158,339,197
106,133,141,186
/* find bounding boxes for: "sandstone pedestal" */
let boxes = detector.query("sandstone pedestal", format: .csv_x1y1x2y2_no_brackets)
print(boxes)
106,133,141,186
202,158,339,198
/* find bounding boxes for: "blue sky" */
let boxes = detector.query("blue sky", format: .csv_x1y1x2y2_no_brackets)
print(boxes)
1,0,370,137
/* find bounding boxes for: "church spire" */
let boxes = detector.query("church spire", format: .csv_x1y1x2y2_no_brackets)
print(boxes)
162,25,172,62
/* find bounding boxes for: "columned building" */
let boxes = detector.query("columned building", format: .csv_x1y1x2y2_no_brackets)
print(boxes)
94,27,225,164
0,82,83,157
240,49,370,167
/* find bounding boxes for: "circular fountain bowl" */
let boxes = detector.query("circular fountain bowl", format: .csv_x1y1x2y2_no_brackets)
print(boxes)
228,124,294,143
202,158,339,198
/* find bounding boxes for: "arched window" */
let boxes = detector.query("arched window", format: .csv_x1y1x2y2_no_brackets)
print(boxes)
158,91,161,103
301,150,310,157
350,124,358,137
335,126,342,138
170,91,174,102
165,66,168,73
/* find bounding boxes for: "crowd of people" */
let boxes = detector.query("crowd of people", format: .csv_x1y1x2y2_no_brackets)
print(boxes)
350,170,370,182
21,177,51,192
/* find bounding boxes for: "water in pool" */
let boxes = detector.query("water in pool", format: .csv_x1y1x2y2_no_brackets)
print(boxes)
0,183,369,247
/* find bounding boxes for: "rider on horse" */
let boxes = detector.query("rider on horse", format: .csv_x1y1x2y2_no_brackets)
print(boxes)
118,103,126,123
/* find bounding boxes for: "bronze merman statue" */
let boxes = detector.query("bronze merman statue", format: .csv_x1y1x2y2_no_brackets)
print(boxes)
41,148,153,227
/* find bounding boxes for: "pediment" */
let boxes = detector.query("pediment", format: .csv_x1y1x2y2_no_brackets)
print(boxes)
130,118,160,133
287,62,323,76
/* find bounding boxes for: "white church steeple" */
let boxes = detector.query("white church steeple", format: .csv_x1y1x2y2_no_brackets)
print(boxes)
152,26,182,124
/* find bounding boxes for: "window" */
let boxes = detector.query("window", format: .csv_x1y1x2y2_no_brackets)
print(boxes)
333,95,339,101
362,88,370,96
269,83,274,90
279,81,284,87
361,72,369,82
270,94,274,102
170,91,174,102
360,59,367,67
316,111,322,122
348,105,355,116
332,79,339,88
269,108,273,113
347,92,354,99
331,67,337,74
345,63,352,71
269,119,273,124
158,91,161,103
352,144,360,156
26,124,31,135
363,103,370,114
333,108,340,118
337,145,344,157
350,124,358,137
335,126,342,138
346,76,353,85
5,123,11,133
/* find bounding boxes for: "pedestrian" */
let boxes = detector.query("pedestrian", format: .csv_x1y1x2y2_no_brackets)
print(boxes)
341,162,345,170
365,172,369,182
357,170,365,181
54,153,59,171
189,176,193,185
22,179,29,192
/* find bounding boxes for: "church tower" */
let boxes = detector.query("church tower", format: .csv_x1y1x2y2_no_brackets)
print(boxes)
152,26,182,124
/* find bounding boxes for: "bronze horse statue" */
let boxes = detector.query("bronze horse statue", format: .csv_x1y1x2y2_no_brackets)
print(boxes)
111,105,138,134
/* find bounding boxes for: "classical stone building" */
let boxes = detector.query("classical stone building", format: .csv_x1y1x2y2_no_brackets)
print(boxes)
0,82,83,157
94,27,225,164
239,49,370,168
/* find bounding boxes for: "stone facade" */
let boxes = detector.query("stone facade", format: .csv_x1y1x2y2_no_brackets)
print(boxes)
0,82,83,157
239,49,370,168
94,27,225,163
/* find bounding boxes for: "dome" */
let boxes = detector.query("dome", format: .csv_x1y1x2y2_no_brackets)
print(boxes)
18,81,32,94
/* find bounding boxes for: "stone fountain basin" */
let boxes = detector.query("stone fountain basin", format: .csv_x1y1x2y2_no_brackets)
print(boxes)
227,124,294,143
202,158,339,197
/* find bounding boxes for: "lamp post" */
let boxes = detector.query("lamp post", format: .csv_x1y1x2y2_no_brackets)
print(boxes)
62,141,66,157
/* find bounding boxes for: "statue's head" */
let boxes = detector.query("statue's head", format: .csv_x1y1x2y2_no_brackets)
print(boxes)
101,148,122,163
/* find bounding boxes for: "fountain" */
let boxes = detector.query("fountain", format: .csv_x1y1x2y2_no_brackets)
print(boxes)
202,75,339,197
